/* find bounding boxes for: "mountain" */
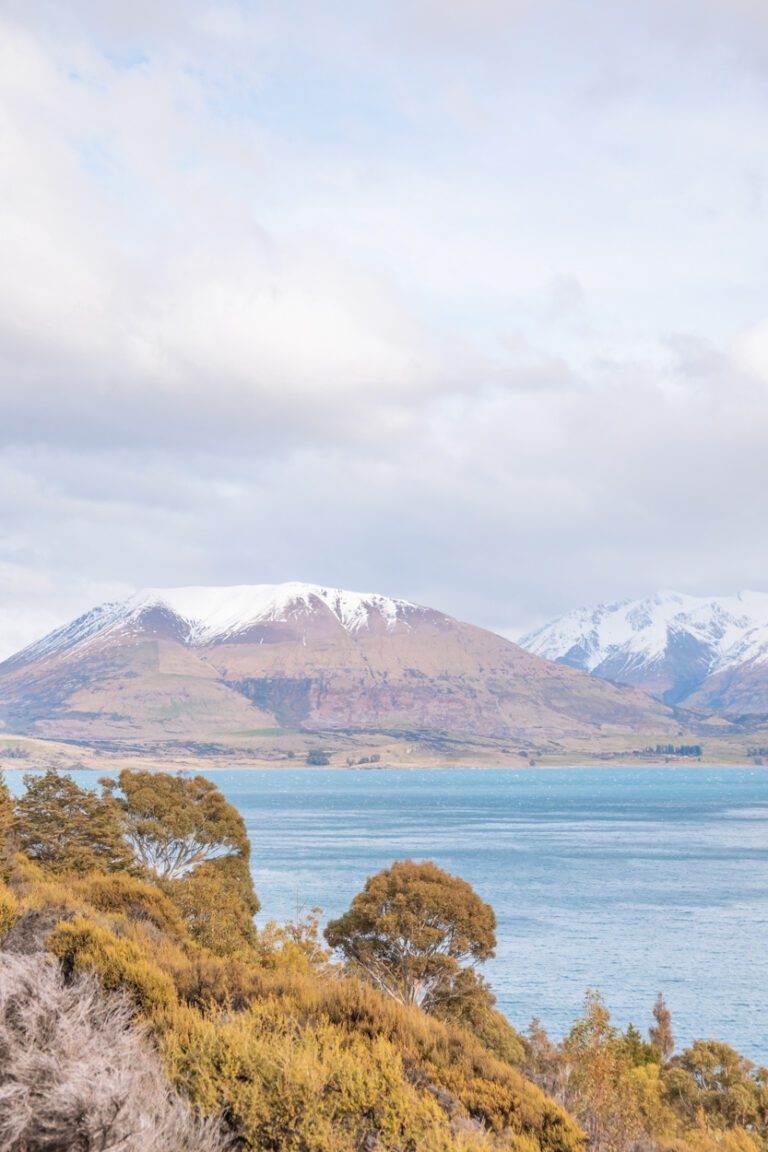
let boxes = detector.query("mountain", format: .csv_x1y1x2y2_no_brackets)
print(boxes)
0,582,684,755
520,590,768,714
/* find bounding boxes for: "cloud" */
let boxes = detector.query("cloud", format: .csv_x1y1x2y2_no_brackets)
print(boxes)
1,1,768,657
0,22,468,456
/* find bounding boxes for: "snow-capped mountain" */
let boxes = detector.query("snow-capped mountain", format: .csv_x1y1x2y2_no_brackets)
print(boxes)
520,590,768,713
5,583,420,668
0,581,681,748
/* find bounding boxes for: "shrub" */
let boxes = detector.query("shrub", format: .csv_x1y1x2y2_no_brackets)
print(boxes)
74,871,189,940
162,1002,482,1152
0,884,18,937
0,951,228,1152
306,749,330,765
47,916,177,1013
165,856,259,956
159,966,585,1152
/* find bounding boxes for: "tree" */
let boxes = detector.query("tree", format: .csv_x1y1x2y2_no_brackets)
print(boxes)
665,1040,768,1136
622,1022,658,1067
562,990,644,1152
306,749,330,766
102,770,249,881
525,1017,568,1104
14,770,132,875
0,771,12,858
650,992,674,1062
168,856,260,956
324,859,496,1010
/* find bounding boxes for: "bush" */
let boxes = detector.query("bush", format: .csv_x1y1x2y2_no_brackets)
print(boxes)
47,917,178,1013
0,884,18,938
74,872,189,940
0,951,228,1152
159,966,584,1152
165,856,259,956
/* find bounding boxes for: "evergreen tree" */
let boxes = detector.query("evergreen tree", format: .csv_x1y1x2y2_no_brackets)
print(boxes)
102,770,249,881
325,859,496,1010
649,991,674,1062
621,1022,658,1067
14,770,132,875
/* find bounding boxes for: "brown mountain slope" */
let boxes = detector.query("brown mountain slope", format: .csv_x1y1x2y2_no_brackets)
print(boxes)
0,583,687,751
683,662,768,719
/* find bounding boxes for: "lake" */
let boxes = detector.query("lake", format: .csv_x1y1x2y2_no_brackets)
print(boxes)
12,765,768,1059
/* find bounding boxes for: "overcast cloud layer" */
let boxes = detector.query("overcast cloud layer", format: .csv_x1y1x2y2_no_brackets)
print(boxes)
1,0,768,657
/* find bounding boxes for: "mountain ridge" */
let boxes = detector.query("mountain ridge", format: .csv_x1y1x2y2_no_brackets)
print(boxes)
520,589,768,713
6,583,422,669
0,581,688,758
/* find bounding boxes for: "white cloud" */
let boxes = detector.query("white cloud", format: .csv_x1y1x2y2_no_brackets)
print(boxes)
1,1,768,655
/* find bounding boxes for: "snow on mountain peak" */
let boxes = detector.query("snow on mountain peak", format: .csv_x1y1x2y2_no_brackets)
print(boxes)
520,590,768,679
128,582,417,641
5,582,422,666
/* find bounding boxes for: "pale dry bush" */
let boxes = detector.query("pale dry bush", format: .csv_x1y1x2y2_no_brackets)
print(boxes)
0,951,229,1152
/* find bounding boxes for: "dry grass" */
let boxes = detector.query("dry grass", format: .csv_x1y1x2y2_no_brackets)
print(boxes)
0,951,228,1152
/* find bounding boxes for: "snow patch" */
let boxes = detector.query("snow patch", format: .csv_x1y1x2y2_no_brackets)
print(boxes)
5,582,421,665
520,590,768,675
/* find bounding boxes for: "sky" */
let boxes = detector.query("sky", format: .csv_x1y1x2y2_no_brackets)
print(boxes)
2,0,768,658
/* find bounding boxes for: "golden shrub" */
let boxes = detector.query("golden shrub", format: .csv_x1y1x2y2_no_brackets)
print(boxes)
73,873,189,941
0,884,17,936
47,917,177,1013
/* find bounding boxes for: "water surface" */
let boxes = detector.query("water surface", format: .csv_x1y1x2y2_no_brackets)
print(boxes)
17,766,768,1058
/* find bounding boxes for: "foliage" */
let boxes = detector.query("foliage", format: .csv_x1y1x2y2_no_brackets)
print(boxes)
258,903,333,972
0,771,13,850
0,951,228,1152
432,967,527,1065
102,769,250,880
325,859,496,1009
664,1040,768,1135
0,883,18,937
72,871,189,940
13,769,132,875
4,768,766,1152
306,749,330,765
165,855,260,955
7,864,582,1151
649,993,674,1063
560,991,644,1151
620,1023,659,1068
159,972,584,1152
525,993,768,1152
48,916,178,1012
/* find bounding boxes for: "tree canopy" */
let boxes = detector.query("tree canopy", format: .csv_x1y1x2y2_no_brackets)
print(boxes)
13,770,132,875
324,859,496,1009
102,770,249,881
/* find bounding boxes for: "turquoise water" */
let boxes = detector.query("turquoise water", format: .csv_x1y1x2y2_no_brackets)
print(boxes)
12,766,768,1059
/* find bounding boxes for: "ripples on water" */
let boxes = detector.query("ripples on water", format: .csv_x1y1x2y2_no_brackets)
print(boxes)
43,766,768,1059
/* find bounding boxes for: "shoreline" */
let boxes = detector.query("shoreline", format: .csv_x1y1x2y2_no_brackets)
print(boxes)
2,757,766,773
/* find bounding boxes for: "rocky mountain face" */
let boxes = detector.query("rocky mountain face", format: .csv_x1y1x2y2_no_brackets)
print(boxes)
521,590,768,715
0,583,684,750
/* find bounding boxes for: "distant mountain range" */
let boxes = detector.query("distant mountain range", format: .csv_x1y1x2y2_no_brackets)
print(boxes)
0,582,684,757
521,590,768,715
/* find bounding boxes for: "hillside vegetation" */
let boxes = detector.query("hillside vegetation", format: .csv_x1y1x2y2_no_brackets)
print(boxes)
0,769,764,1152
